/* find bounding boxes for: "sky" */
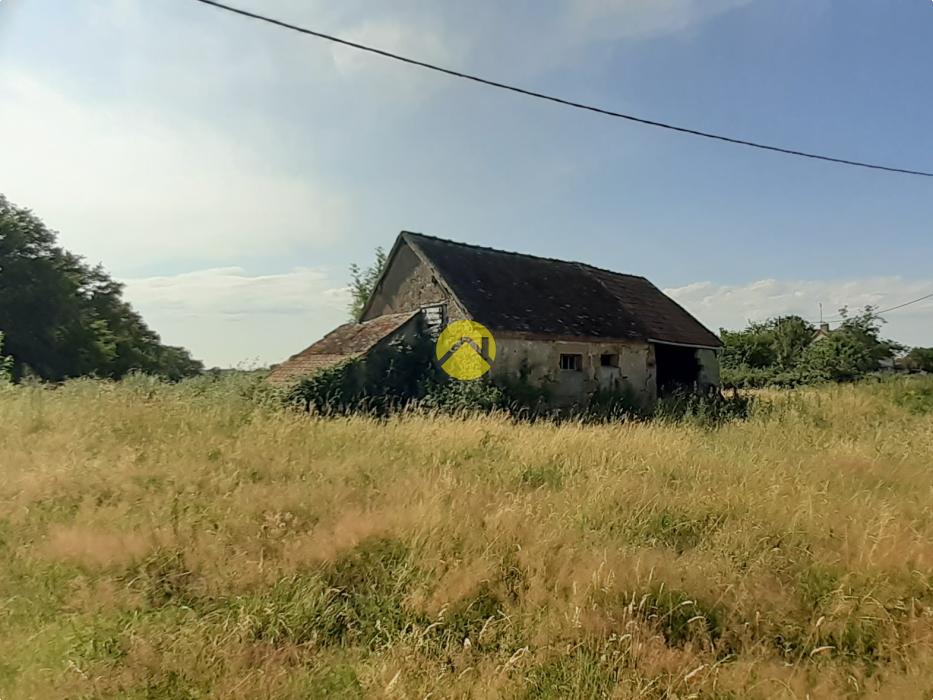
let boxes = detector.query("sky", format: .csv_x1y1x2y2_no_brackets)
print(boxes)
1,0,931,368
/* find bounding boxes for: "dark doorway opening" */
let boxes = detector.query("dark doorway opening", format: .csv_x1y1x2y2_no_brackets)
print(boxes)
654,343,701,394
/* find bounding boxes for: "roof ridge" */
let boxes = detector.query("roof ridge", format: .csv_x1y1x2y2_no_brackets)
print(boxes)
401,230,648,281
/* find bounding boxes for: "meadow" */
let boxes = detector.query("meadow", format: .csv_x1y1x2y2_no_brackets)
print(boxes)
1,376,932,699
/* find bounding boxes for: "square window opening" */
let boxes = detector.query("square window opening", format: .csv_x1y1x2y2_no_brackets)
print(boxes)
600,353,619,368
559,353,582,371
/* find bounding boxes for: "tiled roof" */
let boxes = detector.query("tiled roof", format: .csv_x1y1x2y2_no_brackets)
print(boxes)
266,311,418,384
403,232,721,348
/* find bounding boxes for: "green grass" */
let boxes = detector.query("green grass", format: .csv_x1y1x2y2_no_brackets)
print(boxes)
0,375,932,698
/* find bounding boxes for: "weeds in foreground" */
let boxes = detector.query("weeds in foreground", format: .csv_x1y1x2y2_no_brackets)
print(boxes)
0,376,932,698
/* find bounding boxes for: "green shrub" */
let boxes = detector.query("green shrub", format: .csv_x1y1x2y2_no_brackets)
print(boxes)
417,377,509,413
286,333,553,420
0,342,9,376
799,333,874,383
584,384,643,420
0,332,12,386
285,334,757,426
874,375,933,415
288,358,366,415
287,334,437,416
654,388,756,427
722,365,803,389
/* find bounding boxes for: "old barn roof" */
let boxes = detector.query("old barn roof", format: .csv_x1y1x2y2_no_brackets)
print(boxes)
266,311,418,385
402,232,721,348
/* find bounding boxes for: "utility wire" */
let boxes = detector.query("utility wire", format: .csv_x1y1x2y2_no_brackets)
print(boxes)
192,0,933,178
873,291,933,316
825,291,933,323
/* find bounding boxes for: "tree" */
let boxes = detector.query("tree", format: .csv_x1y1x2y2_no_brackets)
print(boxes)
902,347,933,372
835,305,904,366
721,316,814,373
720,315,816,387
347,246,387,321
0,195,203,381
720,325,776,370
719,307,906,387
769,316,814,369
799,332,872,382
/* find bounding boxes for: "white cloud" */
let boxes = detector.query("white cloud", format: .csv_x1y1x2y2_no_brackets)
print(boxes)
329,18,464,94
0,72,349,270
120,268,933,370
666,277,933,347
122,266,351,368
569,0,755,40
179,2,464,100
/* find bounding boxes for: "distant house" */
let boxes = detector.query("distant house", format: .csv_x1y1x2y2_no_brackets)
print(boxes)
269,232,721,405
809,320,901,372
813,322,833,341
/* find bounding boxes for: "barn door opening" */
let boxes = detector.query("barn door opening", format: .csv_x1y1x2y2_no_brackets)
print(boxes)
654,343,701,395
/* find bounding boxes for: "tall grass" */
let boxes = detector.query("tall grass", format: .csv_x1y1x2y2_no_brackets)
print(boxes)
1,376,932,698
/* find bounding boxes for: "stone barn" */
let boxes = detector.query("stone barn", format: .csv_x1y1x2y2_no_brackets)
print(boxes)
269,231,721,406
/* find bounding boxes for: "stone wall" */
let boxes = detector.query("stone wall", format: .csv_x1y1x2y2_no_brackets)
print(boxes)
491,336,656,407
362,241,467,321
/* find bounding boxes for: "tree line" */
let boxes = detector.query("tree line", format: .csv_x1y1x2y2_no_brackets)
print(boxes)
720,309,932,388
0,196,202,382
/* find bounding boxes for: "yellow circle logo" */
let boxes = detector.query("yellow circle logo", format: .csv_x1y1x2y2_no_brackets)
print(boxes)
435,320,496,380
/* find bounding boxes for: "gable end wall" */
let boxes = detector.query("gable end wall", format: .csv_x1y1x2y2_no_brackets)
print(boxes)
362,241,467,321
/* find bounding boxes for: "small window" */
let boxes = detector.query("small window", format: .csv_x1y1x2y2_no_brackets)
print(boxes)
559,353,582,371
600,353,619,368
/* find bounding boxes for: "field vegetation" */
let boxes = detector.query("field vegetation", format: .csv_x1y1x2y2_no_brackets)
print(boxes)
719,309,914,389
1,376,933,698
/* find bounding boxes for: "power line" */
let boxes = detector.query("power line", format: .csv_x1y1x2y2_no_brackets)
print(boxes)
818,291,933,324
191,0,933,179
874,291,933,316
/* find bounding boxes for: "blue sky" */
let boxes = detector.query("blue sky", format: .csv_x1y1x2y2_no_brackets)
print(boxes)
1,0,931,366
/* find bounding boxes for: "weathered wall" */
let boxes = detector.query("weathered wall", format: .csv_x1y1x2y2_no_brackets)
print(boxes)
491,336,656,406
362,241,467,321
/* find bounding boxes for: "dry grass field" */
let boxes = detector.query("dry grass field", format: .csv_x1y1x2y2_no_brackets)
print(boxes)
1,376,932,699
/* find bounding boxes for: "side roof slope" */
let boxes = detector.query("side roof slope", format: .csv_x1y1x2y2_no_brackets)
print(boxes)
402,232,720,348
266,311,418,384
